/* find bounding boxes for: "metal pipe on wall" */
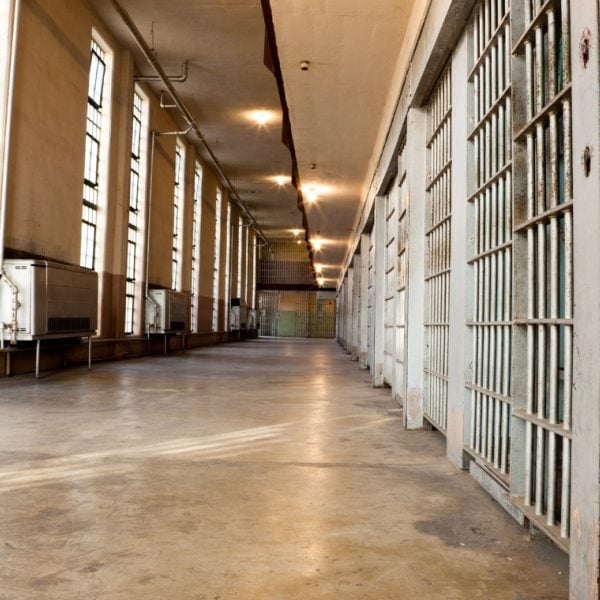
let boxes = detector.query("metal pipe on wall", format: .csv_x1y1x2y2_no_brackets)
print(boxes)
0,0,22,344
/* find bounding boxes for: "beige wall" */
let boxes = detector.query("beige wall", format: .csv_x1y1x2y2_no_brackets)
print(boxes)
3,0,258,337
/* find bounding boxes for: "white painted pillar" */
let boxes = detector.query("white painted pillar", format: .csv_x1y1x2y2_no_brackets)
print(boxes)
404,108,427,429
351,255,361,360
446,31,471,468
359,233,370,368
570,0,600,595
345,267,354,354
372,196,386,386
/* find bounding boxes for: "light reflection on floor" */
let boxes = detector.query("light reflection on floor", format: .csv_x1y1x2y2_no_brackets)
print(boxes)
0,423,290,492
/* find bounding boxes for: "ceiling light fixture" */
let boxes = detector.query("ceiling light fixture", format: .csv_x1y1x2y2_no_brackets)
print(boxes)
253,110,270,125
273,175,290,186
311,239,323,252
290,228,302,237
317,277,325,287
305,186,318,203
300,60,310,71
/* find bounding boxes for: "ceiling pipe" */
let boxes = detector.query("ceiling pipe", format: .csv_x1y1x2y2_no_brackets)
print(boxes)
135,60,188,82
109,0,269,249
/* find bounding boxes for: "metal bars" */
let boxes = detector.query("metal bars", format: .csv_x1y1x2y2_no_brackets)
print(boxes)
424,66,452,432
395,141,408,404
367,231,375,369
516,0,572,539
468,0,512,478
383,176,399,387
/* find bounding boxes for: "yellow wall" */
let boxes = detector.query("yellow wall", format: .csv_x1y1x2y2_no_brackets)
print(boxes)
3,0,257,337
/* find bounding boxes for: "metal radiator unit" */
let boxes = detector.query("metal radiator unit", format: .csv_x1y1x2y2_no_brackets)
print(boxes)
145,289,190,334
0,259,98,341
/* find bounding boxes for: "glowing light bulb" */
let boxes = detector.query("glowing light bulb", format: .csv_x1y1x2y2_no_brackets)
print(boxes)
306,188,318,203
254,110,269,125
276,176,290,186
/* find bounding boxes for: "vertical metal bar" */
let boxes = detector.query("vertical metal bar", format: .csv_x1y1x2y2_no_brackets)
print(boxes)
547,9,557,99
561,437,570,537
501,396,509,473
563,100,572,201
547,431,556,525
535,426,544,514
564,210,573,430
35,339,40,380
534,27,544,112
525,42,534,120
560,0,570,85
88,336,92,370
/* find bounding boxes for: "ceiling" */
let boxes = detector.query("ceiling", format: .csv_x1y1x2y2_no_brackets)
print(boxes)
90,0,415,287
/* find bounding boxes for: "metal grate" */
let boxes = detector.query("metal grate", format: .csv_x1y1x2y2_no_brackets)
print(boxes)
258,290,334,338
424,66,452,432
259,241,314,286
47,317,92,333
384,175,399,387
367,231,375,369
467,0,513,478
395,141,408,403
514,0,573,540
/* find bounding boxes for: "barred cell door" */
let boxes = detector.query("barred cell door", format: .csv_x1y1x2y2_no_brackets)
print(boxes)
383,179,399,387
514,0,573,542
367,229,376,369
424,66,452,432
467,0,513,479
395,141,409,404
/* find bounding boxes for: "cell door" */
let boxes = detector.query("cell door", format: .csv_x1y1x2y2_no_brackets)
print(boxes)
367,229,376,369
383,178,399,387
395,141,409,404
513,0,573,541
467,0,513,480
424,66,452,432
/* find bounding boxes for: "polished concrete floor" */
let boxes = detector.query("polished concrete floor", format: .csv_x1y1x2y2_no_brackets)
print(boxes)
0,338,567,599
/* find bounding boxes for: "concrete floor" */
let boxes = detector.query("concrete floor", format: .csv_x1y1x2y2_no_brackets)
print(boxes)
0,338,568,599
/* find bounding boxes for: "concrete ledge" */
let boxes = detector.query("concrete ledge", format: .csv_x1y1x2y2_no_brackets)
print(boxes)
469,460,525,526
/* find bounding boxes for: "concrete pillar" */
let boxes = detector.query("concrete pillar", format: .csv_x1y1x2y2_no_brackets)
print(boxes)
351,255,361,360
446,30,471,468
359,233,370,368
345,268,354,354
372,196,386,387
404,108,427,429
570,0,600,596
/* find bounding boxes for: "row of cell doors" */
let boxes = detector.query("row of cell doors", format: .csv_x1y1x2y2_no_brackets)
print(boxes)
358,0,573,545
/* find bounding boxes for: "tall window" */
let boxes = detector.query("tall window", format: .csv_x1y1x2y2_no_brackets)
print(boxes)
212,189,222,331
124,90,147,335
172,141,185,290
237,217,243,298
252,233,257,309
224,202,232,330
191,163,203,331
244,226,250,306
81,39,109,270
